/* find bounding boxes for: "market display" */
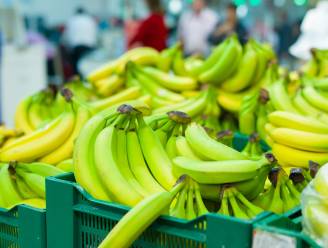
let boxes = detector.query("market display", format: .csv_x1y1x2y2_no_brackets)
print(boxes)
0,35,328,247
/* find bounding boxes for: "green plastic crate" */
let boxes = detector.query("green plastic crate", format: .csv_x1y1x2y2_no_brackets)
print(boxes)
0,205,46,248
46,173,272,248
233,132,271,152
253,207,320,248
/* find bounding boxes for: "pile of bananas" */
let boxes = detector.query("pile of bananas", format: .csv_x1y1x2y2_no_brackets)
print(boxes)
0,161,64,209
302,48,328,78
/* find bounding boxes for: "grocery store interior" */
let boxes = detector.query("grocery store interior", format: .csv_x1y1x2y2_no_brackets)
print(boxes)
0,0,328,247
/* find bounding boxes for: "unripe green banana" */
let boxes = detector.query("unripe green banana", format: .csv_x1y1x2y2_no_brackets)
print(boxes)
175,136,201,160
16,175,38,199
173,156,269,184
17,162,64,177
157,43,180,72
170,184,188,219
99,177,186,248
172,50,190,77
302,85,328,112
16,168,45,198
228,189,249,219
0,164,23,207
185,122,247,161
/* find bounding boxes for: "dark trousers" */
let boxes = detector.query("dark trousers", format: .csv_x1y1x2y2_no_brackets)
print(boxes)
71,45,93,75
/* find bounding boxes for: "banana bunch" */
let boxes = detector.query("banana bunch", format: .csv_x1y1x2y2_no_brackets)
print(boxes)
302,48,328,78
266,110,328,168
64,78,100,101
0,161,64,209
15,87,58,134
1,89,93,164
253,167,300,214
240,133,264,160
289,166,315,193
302,162,328,245
217,187,263,219
172,122,273,184
216,130,233,147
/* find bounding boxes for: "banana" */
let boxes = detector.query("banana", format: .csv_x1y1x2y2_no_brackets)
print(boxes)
221,42,258,92
218,190,230,216
250,41,269,84
172,156,269,184
28,95,45,130
293,90,328,124
310,77,328,90
186,181,196,220
87,47,159,82
142,66,197,92
16,162,64,177
272,143,328,168
175,136,201,160
15,96,34,134
126,126,165,195
165,135,178,159
0,111,75,162
267,178,283,214
194,182,208,216
280,180,297,212
40,105,91,164
16,175,38,199
90,86,142,112
252,186,274,210
269,79,300,113
234,164,272,200
94,123,143,205
0,164,23,207
233,188,263,218
228,189,249,219
268,111,328,133
136,115,177,190
239,91,259,135
199,35,242,84
185,123,247,161
98,177,185,248
132,65,185,102
16,168,45,198
115,121,149,197
152,89,209,117
266,124,328,152
157,43,180,72
172,50,190,76
95,74,124,97
302,85,328,112
56,158,74,172
74,108,119,201
170,184,188,218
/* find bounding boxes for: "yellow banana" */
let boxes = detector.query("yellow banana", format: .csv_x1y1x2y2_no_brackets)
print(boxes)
302,85,328,112
266,123,328,152
39,105,91,164
0,112,75,162
268,111,328,133
95,74,124,97
172,50,190,77
157,43,180,72
272,142,328,168
56,158,74,172
15,96,34,134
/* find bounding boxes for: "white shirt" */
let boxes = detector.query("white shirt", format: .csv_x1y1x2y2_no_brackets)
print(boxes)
65,14,97,48
178,8,218,55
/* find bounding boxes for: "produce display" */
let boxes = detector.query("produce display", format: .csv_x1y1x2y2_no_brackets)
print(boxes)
0,34,327,247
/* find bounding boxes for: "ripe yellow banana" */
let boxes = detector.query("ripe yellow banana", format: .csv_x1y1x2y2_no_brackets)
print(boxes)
268,111,328,133
15,96,34,134
272,143,328,168
185,123,247,161
221,42,258,92
39,105,91,164
142,66,197,92
0,111,75,162
172,156,269,184
266,123,328,152
90,86,142,112
87,47,159,82
94,74,124,97
99,177,185,248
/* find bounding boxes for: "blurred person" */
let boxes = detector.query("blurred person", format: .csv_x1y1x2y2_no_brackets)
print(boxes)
65,7,97,75
178,0,218,56
128,0,167,51
276,12,293,59
209,3,248,45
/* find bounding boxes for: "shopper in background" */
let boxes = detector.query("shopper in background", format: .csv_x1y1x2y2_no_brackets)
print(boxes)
178,0,218,56
276,12,293,60
65,7,98,75
128,0,167,51
209,3,248,45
